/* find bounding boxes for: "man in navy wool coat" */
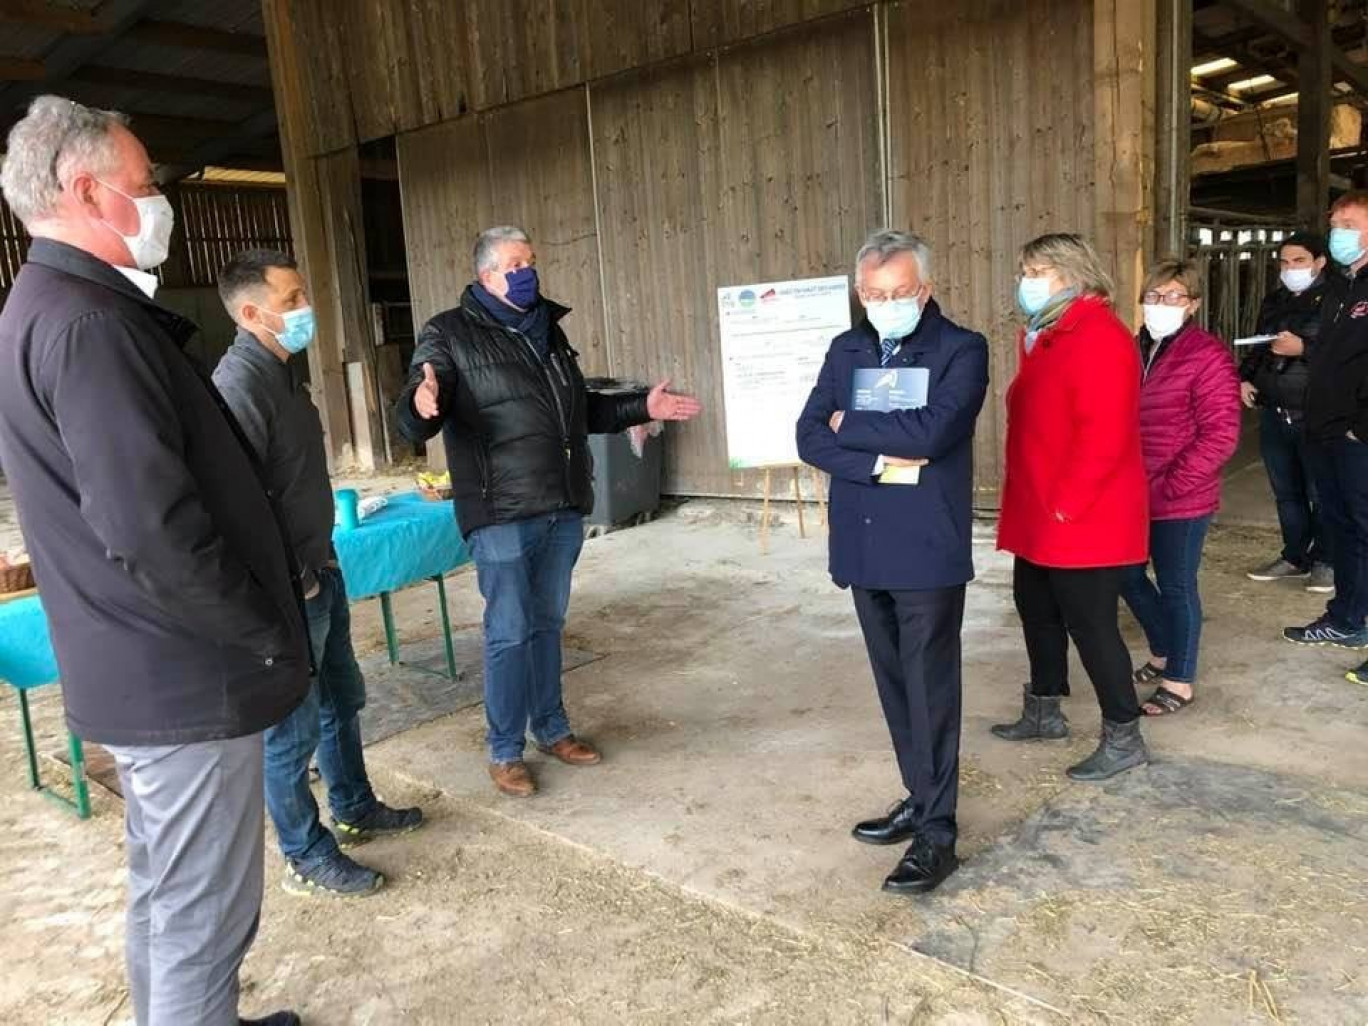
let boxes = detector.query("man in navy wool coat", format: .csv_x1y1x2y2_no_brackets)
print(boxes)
796,228,989,895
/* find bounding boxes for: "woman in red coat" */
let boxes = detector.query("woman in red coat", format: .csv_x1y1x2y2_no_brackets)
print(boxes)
1122,260,1241,715
993,233,1150,781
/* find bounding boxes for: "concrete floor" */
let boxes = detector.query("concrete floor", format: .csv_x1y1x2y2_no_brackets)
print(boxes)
347,499,1367,1024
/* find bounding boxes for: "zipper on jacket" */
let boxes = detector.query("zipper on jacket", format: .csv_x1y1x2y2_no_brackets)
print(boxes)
509,328,575,497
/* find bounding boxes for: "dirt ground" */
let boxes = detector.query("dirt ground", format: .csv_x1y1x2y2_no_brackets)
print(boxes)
3,470,1368,1024
0,690,1060,1026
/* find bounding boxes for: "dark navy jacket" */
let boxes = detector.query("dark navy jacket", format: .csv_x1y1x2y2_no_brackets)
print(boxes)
796,299,989,591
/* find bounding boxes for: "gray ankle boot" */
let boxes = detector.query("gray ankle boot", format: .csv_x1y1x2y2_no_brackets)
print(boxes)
990,686,1069,741
1066,718,1149,781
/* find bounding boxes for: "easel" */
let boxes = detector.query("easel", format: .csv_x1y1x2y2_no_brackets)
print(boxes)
759,463,828,554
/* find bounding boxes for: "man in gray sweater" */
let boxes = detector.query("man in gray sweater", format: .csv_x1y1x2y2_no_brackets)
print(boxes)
214,249,424,898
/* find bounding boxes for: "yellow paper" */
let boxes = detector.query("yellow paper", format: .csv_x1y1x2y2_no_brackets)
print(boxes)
879,465,921,485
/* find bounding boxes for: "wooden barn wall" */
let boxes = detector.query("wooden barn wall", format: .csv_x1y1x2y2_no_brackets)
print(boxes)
268,0,1156,498
592,12,881,495
886,0,1097,500
397,12,879,494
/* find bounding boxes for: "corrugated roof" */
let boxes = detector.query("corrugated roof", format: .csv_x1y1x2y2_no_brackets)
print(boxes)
0,0,278,177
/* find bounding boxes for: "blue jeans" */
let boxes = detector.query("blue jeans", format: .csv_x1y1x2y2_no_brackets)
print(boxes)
469,511,584,764
1310,436,1368,631
1259,407,1327,569
1121,516,1211,684
263,566,375,865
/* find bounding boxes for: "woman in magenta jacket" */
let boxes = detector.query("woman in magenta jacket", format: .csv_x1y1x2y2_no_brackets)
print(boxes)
1123,258,1241,715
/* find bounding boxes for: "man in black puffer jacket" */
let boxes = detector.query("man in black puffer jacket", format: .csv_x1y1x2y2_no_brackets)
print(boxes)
1241,232,1332,589
396,226,702,797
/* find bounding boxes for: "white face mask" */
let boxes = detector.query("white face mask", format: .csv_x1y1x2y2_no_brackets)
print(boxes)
95,180,175,270
1142,303,1187,341
1280,267,1317,294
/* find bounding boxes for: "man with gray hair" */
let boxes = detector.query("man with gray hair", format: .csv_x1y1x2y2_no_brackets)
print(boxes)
797,229,989,895
396,226,702,797
0,96,305,1025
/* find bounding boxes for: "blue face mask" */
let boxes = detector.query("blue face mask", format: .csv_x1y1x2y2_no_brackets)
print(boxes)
864,297,922,340
503,266,540,309
1018,276,1054,316
264,306,316,354
1330,227,1366,267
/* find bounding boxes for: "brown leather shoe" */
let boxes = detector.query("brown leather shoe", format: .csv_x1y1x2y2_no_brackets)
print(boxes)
488,760,536,797
538,736,602,766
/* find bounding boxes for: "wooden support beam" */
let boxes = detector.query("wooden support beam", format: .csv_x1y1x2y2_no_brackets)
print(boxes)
152,108,279,183
0,0,102,34
0,56,45,80
1222,0,1311,49
1095,0,1158,328
125,20,267,58
69,65,274,105
1297,0,1332,227
1155,0,1193,257
262,0,354,471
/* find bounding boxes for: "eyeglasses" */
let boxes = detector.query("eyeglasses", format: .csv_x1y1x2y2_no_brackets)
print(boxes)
1141,289,1191,306
858,287,921,303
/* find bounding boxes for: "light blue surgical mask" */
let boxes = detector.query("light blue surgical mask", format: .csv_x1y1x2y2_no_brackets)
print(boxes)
264,306,316,354
1018,276,1054,316
864,297,922,340
1330,227,1366,267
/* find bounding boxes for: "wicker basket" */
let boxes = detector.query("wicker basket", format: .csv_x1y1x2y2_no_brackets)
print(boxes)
0,562,34,595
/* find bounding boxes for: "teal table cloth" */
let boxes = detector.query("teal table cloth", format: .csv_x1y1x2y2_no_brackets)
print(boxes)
332,491,470,600
0,595,57,690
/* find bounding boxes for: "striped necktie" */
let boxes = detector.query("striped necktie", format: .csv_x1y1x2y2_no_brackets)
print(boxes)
880,336,898,366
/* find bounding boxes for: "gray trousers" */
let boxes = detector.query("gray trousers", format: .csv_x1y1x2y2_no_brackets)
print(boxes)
106,734,265,1026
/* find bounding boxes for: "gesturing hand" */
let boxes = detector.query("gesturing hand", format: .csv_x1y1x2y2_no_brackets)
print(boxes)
646,379,703,422
415,362,440,420
1240,381,1258,410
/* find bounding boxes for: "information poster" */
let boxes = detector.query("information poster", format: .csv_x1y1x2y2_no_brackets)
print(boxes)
717,275,851,469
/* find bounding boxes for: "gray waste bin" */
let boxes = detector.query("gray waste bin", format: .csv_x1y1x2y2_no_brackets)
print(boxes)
584,378,662,529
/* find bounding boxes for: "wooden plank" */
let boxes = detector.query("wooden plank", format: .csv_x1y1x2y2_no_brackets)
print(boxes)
0,0,102,34
317,147,387,471
591,54,722,493
690,0,870,50
126,19,269,57
0,57,46,80
70,65,275,105
888,0,1098,502
593,12,880,496
484,89,608,374
1094,0,1156,330
1154,0,1192,257
262,0,354,470
395,115,492,469
1297,0,1332,227
461,0,691,111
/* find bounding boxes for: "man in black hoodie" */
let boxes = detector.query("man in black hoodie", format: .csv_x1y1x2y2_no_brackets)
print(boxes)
1284,193,1368,680
0,97,304,1026
396,226,702,798
1241,233,1332,591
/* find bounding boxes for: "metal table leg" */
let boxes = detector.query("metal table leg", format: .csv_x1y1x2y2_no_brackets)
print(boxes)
18,689,39,789
380,591,400,665
17,688,91,819
433,574,457,680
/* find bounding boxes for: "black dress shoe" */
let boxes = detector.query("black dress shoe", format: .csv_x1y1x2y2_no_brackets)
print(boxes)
852,796,920,846
882,836,958,895
240,1012,302,1026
